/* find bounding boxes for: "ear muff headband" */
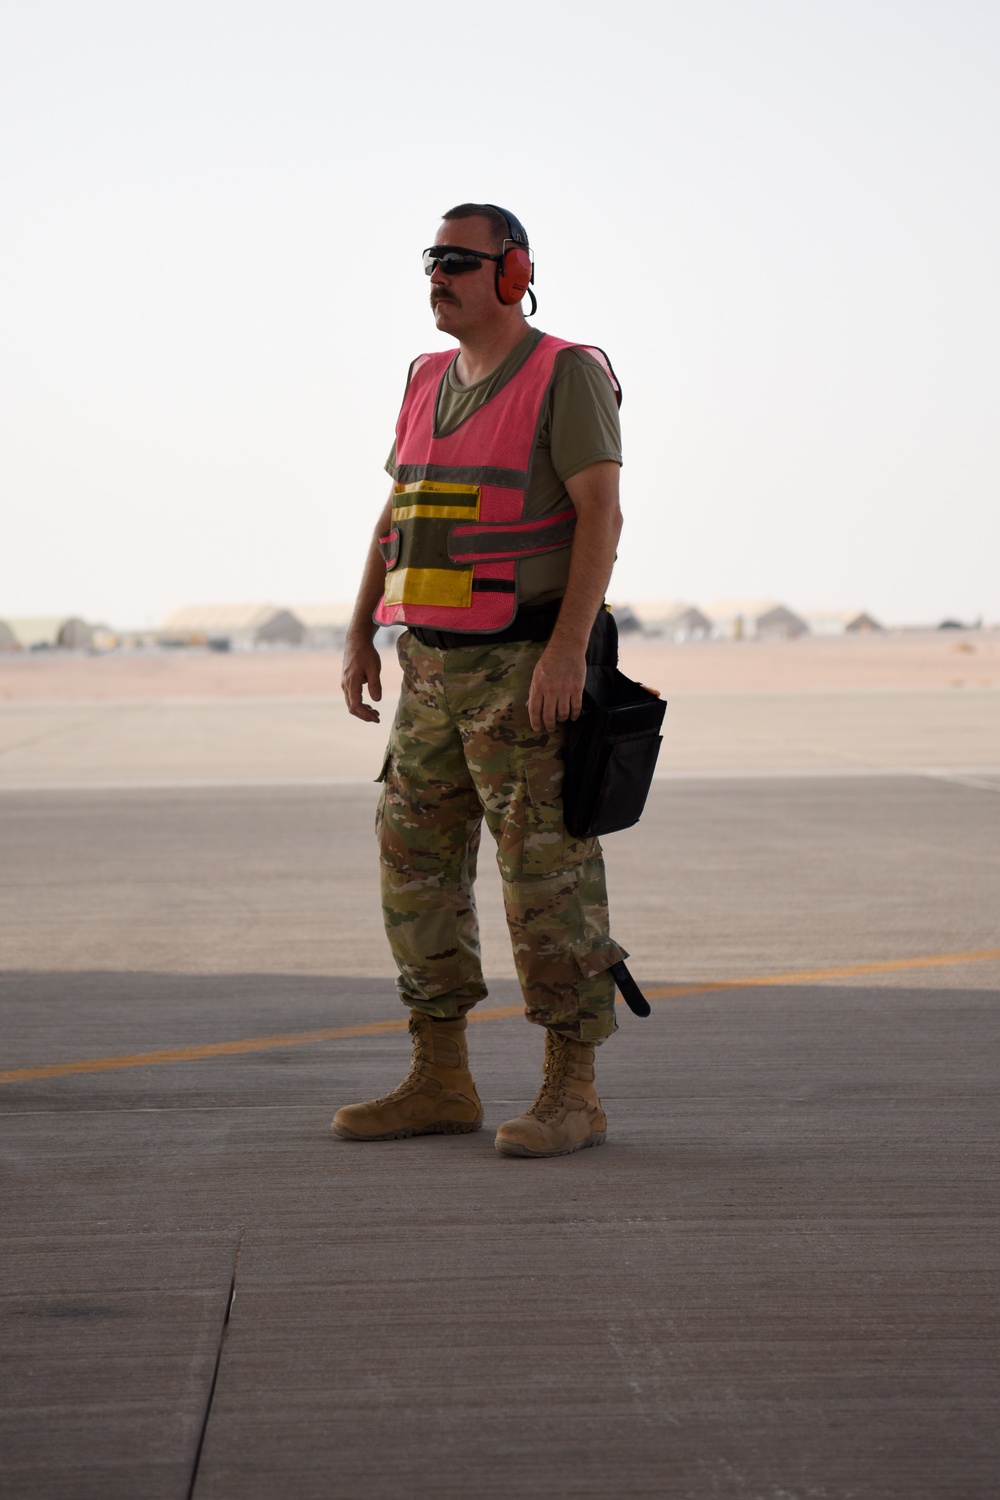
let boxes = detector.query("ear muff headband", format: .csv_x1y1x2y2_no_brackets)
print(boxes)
484,204,537,314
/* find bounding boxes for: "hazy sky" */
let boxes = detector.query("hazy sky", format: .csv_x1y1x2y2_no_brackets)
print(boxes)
3,0,998,627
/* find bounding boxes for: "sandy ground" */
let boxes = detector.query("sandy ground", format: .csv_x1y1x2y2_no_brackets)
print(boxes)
1,629,998,702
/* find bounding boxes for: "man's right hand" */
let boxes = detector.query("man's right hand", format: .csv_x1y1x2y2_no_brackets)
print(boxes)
341,636,383,722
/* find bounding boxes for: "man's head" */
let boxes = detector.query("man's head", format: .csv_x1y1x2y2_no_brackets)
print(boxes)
439,202,513,253
424,203,534,339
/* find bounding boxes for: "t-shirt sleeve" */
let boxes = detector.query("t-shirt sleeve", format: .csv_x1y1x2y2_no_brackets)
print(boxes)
544,348,623,483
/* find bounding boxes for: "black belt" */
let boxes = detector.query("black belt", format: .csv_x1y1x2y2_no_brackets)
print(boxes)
408,599,562,651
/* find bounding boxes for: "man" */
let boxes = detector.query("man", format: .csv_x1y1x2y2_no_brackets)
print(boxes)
333,203,627,1157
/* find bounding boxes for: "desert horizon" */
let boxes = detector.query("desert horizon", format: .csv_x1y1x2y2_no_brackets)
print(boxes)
0,627,997,704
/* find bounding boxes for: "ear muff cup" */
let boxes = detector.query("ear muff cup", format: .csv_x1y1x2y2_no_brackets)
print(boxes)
496,243,533,305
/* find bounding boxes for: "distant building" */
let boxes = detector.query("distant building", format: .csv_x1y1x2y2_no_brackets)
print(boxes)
607,604,643,633
160,604,306,649
705,599,773,640
756,605,810,641
0,620,17,651
845,611,883,635
6,616,95,650
706,600,809,641
114,629,160,650
803,609,884,636
626,602,712,640
293,604,355,650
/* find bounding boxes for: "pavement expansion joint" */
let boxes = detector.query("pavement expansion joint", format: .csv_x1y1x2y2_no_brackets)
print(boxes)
186,1228,244,1500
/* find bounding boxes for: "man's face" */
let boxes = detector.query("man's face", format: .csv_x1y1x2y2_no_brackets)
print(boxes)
427,216,503,337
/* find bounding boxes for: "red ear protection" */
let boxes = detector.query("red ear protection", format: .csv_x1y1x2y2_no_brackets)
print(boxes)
496,242,533,305
484,204,536,312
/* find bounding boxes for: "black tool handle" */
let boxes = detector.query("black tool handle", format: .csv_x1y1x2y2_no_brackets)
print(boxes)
610,960,652,1018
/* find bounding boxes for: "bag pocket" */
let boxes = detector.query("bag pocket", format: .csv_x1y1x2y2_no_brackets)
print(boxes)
564,671,666,839
587,729,663,837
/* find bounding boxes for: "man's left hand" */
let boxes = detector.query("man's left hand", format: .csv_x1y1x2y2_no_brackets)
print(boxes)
528,641,587,734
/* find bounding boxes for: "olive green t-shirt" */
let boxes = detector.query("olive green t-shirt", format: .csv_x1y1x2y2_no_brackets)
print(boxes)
385,328,622,604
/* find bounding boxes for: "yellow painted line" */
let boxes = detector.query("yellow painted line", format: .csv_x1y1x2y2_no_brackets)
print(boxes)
2,948,998,1085
0,1019,405,1083
0,1004,526,1084
643,946,1000,1000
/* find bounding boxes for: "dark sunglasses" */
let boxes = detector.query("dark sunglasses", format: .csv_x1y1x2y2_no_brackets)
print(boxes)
422,245,503,276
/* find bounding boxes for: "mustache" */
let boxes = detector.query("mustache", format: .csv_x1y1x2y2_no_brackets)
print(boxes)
431,290,458,305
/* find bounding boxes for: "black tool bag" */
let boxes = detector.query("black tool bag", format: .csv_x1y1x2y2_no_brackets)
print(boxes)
563,608,667,840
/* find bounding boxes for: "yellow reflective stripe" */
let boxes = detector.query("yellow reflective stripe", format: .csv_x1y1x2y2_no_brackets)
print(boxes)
383,567,473,608
388,481,480,596
394,481,480,497
393,504,479,521
393,480,480,522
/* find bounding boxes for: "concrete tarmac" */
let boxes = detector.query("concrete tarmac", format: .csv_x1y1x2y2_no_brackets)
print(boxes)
1,687,998,785
2,760,999,1498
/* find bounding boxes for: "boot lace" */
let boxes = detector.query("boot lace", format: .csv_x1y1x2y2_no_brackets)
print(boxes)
373,1020,434,1105
527,1038,572,1123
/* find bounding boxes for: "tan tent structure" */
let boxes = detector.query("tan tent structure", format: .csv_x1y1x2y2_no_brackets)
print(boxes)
292,605,355,649
625,601,712,640
293,604,405,649
160,605,306,649
7,616,94,650
804,609,885,636
706,600,809,641
756,605,810,641
845,611,884,634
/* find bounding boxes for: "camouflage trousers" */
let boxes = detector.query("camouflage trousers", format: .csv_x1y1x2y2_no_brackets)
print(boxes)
376,630,626,1046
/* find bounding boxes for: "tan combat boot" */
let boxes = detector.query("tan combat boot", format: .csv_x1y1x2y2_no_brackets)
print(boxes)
494,1029,607,1158
331,1012,483,1140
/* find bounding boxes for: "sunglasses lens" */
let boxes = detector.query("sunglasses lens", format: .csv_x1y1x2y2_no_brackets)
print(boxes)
422,248,483,276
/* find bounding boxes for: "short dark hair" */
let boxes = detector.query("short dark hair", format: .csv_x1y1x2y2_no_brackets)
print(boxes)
440,202,511,250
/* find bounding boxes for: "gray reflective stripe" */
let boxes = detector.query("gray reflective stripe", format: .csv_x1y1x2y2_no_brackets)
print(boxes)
448,513,576,562
377,534,399,564
394,463,529,489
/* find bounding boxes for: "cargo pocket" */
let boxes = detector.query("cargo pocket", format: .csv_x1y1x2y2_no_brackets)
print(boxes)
518,756,569,877
374,745,391,844
494,749,591,882
524,750,600,876
572,935,630,1043
571,935,629,980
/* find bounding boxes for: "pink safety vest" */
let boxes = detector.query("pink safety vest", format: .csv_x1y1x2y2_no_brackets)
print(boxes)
373,333,620,633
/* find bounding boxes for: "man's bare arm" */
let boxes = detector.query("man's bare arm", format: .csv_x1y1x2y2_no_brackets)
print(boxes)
342,488,393,723
527,460,623,734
